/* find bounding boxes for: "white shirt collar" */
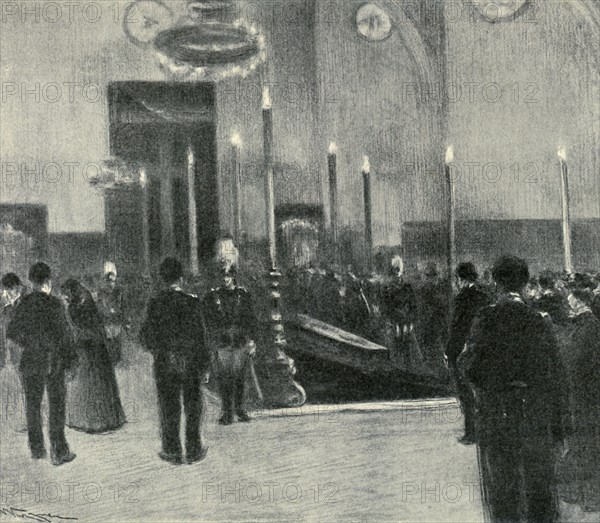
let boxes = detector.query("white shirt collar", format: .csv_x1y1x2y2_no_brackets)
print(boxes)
507,292,524,303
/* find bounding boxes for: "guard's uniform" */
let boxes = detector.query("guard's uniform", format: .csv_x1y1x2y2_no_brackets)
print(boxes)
203,284,257,424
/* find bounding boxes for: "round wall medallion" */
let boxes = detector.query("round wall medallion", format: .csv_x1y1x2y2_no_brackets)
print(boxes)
355,3,393,42
475,0,529,23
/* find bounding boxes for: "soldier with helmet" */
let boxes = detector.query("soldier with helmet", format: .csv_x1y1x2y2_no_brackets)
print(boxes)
203,264,259,425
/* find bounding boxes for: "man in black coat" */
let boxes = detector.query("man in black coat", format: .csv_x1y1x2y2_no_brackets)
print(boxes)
7,263,77,466
141,258,211,465
459,256,570,523
446,262,490,444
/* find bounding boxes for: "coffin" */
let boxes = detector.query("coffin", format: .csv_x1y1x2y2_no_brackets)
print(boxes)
287,314,451,393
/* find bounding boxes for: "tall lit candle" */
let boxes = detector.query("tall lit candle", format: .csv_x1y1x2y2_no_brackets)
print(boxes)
445,146,456,295
362,155,373,262
262,86,276,269
231,132,243,244
558,148,573,274
159,139,175,257
139,167,150,276
328,142,339,244
187,144,199,275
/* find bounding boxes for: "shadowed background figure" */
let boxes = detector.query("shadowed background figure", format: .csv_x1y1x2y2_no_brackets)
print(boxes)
446,262,490,445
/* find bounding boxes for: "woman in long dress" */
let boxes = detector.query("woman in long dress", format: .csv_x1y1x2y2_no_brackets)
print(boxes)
61,279,126,433
558,288,600,513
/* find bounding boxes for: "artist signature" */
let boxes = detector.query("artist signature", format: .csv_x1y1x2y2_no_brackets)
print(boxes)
0,506,78,523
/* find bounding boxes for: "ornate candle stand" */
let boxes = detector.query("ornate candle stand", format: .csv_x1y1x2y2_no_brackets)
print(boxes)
259,86,306,408
263,268,306,407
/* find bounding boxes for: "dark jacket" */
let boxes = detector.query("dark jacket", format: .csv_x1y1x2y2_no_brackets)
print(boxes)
446,284,490,363
381,279,418,327
7,291,75,376
461,295,570,444
203,286,257,347
591,293,600,322
141,288,210,373
533,292,570,325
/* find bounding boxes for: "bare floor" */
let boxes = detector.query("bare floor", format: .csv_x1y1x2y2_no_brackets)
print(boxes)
0,358,596,523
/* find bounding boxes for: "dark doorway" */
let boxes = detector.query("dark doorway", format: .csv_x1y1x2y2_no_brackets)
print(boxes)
107,82,219,270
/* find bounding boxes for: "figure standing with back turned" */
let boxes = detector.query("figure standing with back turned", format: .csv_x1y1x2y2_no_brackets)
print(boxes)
141,258,211,465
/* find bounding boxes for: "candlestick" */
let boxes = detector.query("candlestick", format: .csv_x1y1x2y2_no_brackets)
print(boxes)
159,137,175,257
139,167,151,276
328,142,339,245
263,87,276,269
445,146,456,286
260,84,306,408
262,85,272,110
558,148,573,274
231,132,243,245
187,144,199,275
362,155,373,267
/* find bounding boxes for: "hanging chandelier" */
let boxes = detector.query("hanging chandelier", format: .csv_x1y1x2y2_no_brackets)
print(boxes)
154,0,266,81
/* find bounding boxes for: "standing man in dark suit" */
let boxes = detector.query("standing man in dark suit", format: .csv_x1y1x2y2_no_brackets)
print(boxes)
459,256,570,523
7,263,77,466
141,258,210,465
446,262,490,445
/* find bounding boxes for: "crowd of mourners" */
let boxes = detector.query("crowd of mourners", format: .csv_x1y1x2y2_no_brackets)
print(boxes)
286,259,451,373
287,255,600,520
286,258,600,365
1,252,599,521
0,256,259,467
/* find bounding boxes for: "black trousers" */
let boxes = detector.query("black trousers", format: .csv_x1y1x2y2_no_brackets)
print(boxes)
20,370,70,460
477,396,560,523
154,357,203,458
451,361,476,438
220,367,246,421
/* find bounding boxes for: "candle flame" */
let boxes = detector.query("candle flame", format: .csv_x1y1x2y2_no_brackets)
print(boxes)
231,132,242,146
328,142,337,155
445,145,454,164
362,155,370,173
557,147,567,161
262,86,272,109
187,145,195,165
139,168,147,189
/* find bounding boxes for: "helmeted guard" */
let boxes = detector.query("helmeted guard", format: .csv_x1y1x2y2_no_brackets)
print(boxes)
203,264,258,425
